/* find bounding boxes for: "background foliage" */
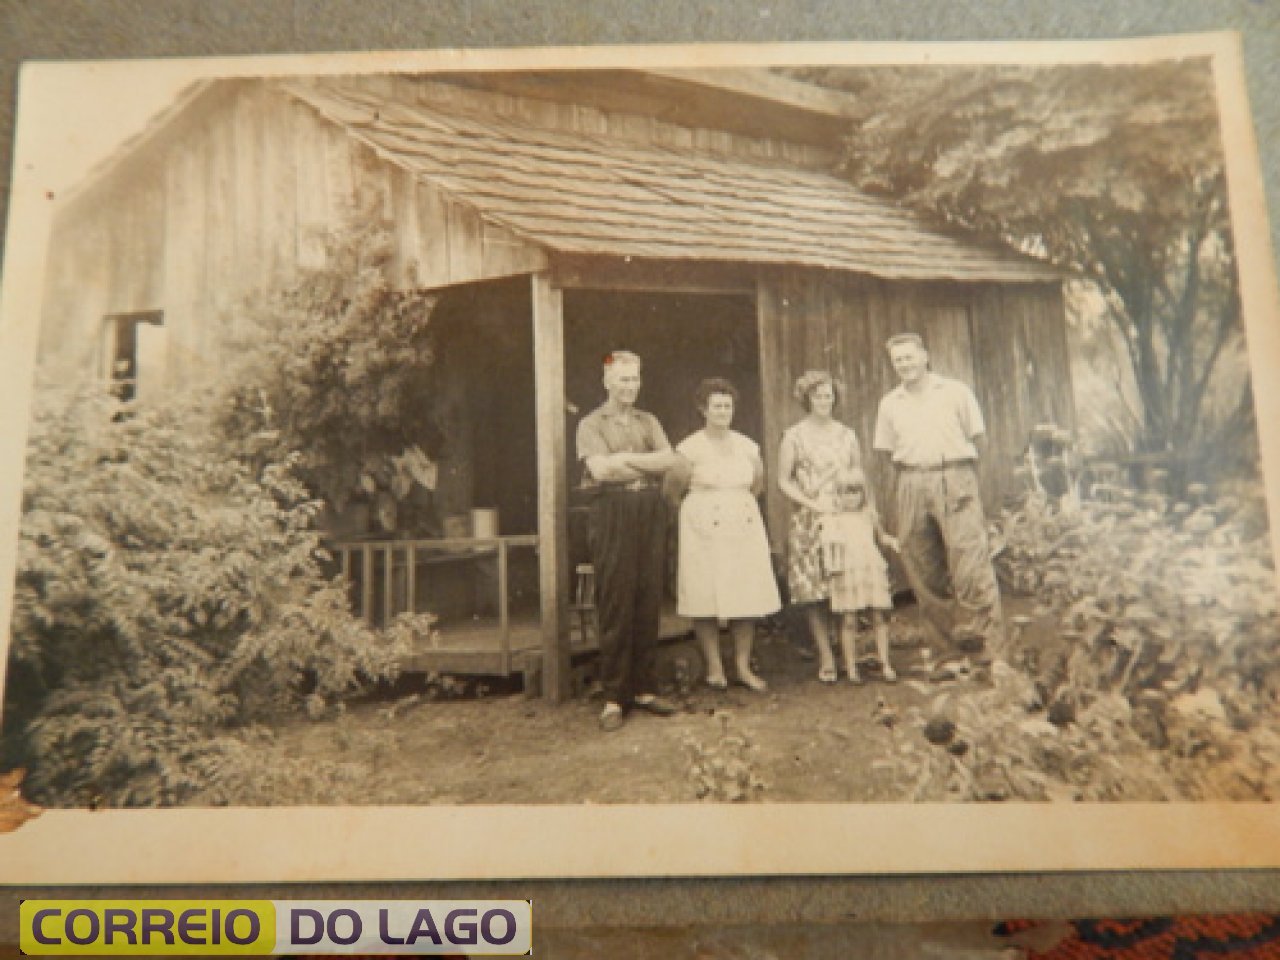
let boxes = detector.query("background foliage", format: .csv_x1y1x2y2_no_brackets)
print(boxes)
807,61,1250,470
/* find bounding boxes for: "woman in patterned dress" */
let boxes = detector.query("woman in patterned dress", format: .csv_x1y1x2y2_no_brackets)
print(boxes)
675,378,781,691
777,370,865,682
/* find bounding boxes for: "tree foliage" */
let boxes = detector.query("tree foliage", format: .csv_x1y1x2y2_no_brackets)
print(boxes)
809,60,1247,463
218,202,442,524
5,382,419,806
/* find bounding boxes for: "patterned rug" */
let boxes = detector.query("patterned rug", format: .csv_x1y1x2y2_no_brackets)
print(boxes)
277,917,1280,959
997,916,1280,958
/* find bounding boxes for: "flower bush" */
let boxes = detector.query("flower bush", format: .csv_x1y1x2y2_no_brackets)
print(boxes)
885,472,1279,802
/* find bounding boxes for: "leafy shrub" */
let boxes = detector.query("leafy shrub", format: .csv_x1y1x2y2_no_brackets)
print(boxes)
882,477,1279,802
683,712,767,802
5,382,421,806
188,717,397,808
217,200,442,527
889,667,1181,802
997,487,1278,706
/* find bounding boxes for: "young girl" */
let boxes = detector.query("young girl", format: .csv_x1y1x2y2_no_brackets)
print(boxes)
819,469,899,683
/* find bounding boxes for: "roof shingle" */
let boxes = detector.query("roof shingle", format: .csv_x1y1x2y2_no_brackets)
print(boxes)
282,79,1063,284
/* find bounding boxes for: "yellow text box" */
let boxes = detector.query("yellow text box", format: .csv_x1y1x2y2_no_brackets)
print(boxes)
20,899,275,955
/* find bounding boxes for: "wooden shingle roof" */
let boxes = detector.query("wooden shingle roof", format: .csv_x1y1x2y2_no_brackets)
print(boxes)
282,79,1063,284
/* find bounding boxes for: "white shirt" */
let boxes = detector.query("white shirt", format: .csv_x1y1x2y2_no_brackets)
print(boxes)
872,373,985,467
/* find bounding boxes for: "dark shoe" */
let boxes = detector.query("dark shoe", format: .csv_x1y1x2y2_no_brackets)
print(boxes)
633,694,677,716
599,702,625,732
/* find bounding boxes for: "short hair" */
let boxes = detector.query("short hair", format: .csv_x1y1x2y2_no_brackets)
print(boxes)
603,349,642,378
792,370,845,412
885,332,926,353
695,377,739,412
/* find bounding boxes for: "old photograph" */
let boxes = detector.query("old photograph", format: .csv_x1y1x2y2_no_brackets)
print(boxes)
1,35,1279,880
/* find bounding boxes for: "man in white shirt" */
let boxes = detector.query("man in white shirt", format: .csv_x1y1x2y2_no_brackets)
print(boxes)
872,333,1004,658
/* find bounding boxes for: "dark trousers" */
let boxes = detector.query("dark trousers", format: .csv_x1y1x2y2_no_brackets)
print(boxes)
588,487,667,706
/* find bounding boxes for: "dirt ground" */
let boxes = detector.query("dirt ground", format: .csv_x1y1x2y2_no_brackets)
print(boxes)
258,606,984,806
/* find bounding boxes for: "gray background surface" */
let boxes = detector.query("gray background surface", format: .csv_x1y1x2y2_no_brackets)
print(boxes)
1,0,1279,935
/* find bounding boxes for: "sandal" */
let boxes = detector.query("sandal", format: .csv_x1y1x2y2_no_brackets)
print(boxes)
818,666,837,684
848,669,864,686
705,676,729,691
882,666,898,683
737,673,768,693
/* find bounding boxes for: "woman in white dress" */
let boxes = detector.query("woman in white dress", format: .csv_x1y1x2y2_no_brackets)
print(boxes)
675,378,781,692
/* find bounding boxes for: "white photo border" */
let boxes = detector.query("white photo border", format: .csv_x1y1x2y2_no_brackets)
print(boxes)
2,33,1279,883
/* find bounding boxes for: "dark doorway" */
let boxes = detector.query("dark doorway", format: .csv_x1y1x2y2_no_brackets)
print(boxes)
430,279,538,536
563,290,762,463
103,310,163,401
562,287,762,602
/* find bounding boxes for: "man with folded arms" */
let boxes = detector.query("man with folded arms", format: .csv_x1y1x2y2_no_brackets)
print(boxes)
577,350,683,731
873,332,1005,659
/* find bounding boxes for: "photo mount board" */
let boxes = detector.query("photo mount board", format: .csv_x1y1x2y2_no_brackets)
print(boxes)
1,34,1279,884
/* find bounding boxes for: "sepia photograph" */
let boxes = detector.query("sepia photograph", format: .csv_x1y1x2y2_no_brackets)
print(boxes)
1,34,1279,881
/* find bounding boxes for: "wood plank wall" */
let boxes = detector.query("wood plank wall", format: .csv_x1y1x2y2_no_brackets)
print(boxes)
969,283,1075,505
42,70,835,382
758,271,1071,549
41,83,549,389
40,153,167,380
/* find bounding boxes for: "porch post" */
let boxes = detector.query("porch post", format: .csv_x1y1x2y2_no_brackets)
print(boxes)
532,272,571,701
756,276,789,556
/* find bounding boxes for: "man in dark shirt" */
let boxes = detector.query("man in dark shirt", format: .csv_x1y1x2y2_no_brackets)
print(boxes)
576,350,682,731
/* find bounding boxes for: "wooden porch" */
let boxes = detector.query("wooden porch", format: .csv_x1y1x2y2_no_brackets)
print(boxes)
330,534,691,688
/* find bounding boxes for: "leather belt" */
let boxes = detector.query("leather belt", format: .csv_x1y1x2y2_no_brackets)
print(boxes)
897,460,975,473
602,479,660,492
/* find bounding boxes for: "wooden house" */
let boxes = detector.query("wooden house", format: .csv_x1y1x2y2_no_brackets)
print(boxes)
38,69,1072,698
